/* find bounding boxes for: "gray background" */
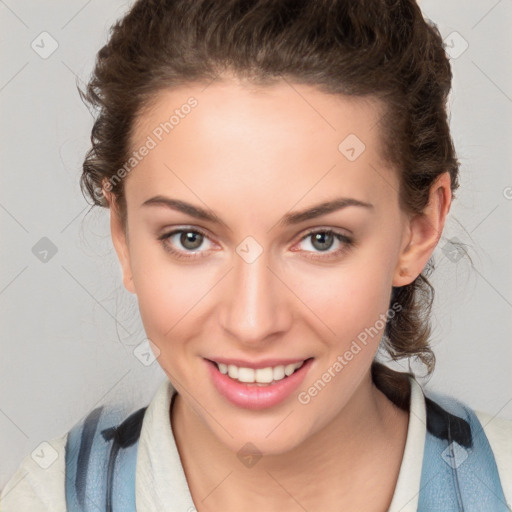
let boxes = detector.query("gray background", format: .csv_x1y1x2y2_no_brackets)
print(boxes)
1,0,511,489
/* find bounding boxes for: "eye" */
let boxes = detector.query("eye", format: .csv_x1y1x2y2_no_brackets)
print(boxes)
158,226,354,261
294,228,353,260
158,227,214,259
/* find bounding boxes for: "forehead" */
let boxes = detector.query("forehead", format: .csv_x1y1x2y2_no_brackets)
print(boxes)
126,79,397,213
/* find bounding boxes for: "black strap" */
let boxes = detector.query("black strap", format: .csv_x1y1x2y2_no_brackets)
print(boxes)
425,396,472,448
75,407,103,508
101,406,148,512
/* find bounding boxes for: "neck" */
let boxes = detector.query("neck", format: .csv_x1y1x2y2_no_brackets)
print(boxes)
171,369,409,512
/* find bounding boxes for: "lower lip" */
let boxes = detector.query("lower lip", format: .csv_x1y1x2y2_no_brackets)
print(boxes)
206,358,313,410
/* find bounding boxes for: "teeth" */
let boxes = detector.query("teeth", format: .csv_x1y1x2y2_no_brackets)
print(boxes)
284,363,298,376
238,367,254,383
216,360,305,384
227,364,238,379
255,367,273,383
273,365,285,381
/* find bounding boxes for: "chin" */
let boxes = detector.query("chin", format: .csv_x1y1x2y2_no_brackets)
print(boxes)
211,411,314,457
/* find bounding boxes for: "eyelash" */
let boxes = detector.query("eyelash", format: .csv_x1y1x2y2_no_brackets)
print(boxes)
158,227,354,261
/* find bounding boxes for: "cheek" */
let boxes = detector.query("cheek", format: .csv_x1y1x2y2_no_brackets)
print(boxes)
289,255,395,347
128,240,207,344
293,262,394,424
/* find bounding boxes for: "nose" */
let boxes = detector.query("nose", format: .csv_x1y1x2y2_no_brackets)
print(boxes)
218,245,293,346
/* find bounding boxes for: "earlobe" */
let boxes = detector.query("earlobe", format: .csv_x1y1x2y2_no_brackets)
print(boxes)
107,192,136,294
393,172,452,287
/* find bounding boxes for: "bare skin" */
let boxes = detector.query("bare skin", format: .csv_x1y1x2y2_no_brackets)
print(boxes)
171,368,408,511
107,76,451,511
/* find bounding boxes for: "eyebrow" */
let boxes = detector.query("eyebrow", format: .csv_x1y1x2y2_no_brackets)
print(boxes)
141,195,374,227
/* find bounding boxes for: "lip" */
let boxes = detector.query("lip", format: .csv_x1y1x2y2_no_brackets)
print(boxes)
207,357,309,369
205,357,314,410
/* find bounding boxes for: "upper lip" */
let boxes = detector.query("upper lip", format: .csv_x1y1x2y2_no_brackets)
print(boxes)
206,357,311,369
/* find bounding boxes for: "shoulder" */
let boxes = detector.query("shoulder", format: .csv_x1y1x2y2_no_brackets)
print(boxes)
422,385,512,509
475,408,512,457
0,402,147,512
0,432,68,512
475,409,512,505
474,409,512,448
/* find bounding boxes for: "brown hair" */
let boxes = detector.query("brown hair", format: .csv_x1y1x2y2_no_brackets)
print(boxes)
79,0,460,407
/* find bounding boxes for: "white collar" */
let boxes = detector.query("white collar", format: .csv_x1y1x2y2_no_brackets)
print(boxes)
387,376,427,512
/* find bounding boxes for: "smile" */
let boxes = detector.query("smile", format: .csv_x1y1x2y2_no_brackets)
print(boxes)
205,357,314,410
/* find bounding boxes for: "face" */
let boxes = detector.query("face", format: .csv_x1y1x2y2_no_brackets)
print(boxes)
110,78,432,455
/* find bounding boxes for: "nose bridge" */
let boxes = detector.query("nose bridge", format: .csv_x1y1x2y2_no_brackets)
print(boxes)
219,240,289,343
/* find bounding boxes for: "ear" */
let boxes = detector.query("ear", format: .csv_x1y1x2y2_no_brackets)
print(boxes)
393,172,452,286
105,190,136,294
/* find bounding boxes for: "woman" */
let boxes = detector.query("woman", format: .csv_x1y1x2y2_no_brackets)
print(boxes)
1,0,511,510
